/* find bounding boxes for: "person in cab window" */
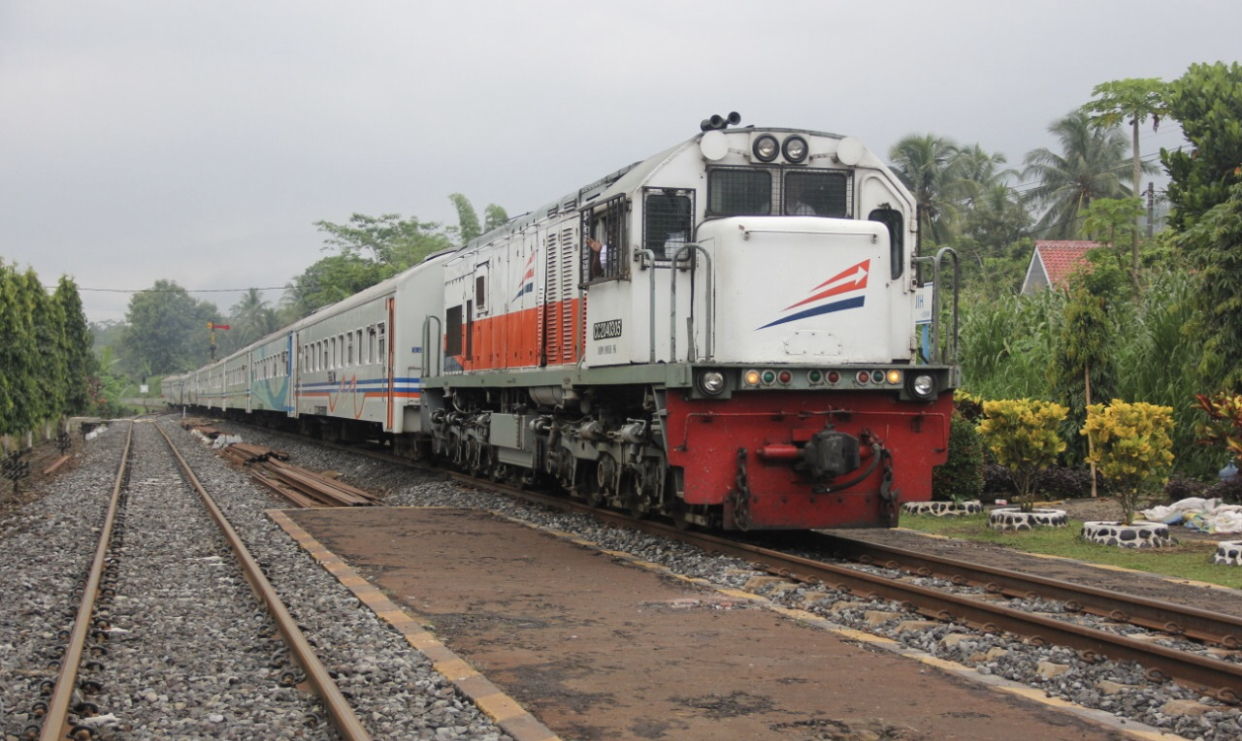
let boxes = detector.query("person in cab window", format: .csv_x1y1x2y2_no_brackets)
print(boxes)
786,176,818,216
587,236,607,278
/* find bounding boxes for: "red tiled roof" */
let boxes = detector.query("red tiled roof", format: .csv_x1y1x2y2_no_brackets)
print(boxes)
1036,240,1097,288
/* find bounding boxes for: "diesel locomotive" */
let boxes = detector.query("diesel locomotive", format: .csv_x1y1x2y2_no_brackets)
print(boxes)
166,115,960,530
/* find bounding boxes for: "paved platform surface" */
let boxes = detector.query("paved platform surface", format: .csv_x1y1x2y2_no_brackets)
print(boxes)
282,507,1146,741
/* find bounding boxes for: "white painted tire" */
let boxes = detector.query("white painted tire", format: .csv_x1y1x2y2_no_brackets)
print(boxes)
1081,520,1173,549
988,507,1068,531
901,501,983,517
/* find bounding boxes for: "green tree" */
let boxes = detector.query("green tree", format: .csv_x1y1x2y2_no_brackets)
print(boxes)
225,288,281,350
1177,181,1242,391
1080,197,1145,290
25,268,66,427
1083,78,1169,290
313,213,453,273
449,193,482,244
282,253,387,319
118,280,218,376
888,134,965,251
0,262,36,436
1022,110,1141,239
1162,62,1242,231
483,204,509,232
54,277,97,415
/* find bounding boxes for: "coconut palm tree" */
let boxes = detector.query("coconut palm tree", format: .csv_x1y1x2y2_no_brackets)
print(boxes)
1021,111,1143,239
889,134,968,253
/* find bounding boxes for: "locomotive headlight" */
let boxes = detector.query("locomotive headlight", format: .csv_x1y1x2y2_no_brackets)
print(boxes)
910,373,936,399
698,370,726,395
752,134,779,162
782,135,809,163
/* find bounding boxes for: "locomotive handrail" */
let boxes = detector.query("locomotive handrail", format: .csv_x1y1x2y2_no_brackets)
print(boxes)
421,314,442,380
633,248,659,362
669,243,713,363
912,247,960,365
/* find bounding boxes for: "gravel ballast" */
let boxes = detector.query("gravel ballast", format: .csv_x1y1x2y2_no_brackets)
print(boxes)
7,415,1242,741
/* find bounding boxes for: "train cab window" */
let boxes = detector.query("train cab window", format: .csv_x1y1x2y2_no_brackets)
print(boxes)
643,190,694,260
707,168,771,216
783,170,852,217
869,208,904,280
583,194,627,283
445,306,463,356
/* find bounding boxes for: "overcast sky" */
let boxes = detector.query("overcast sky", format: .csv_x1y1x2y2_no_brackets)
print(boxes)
2,1,1237,324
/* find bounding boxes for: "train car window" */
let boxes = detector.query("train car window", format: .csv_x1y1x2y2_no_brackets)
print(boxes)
378,322,387,364
347,333,355,366
783,170,852,217
368,327,377,365
583,194,628,283
707,168,771,216
355,330,363,366
475,275,486,310
869,208,904,279
643,190,694,260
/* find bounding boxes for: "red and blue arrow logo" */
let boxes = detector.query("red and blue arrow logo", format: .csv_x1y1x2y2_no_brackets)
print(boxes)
513,249,537,300
758,259,869,329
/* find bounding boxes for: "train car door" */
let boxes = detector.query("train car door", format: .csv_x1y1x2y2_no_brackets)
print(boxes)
384,298,395,431
287,332,299,419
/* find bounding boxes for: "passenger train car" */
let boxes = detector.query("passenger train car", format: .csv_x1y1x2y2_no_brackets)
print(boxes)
166,115,960,531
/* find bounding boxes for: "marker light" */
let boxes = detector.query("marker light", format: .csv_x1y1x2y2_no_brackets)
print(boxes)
745,370,762,386
826,371,840,385
886,370,902,385
871,370,885,384
778,370,792,384
808,370,823,384
761,370,777,385
856,371,870,384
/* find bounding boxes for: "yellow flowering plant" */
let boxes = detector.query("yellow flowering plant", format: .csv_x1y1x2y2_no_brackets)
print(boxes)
977,399,1068,512
1082,400,1176,525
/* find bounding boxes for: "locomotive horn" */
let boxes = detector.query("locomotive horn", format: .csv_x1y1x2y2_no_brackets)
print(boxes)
700,112,743,132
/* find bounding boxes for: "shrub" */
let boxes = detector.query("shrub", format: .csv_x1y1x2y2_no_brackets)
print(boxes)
1083,400,1176,525
1163,475,1211,502
933,412,985,501
977,399,1069,511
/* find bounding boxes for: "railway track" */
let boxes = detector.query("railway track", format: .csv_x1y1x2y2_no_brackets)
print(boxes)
442,477,1242,705
29,421,372,741
175,418,1242,714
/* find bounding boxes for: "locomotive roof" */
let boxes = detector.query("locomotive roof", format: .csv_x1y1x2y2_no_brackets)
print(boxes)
459,126,853,254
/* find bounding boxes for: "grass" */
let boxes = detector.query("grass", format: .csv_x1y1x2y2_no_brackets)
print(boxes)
900,513,1242,590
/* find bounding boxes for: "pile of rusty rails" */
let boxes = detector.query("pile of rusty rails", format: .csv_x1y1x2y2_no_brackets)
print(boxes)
181,420,377,508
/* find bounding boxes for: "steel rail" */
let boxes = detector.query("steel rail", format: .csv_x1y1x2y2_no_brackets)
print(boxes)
152,423,373,741
39,422,134,741
816,533,1242,649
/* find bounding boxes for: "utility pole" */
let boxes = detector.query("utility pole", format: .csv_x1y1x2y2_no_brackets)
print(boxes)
1146,182,1155,239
